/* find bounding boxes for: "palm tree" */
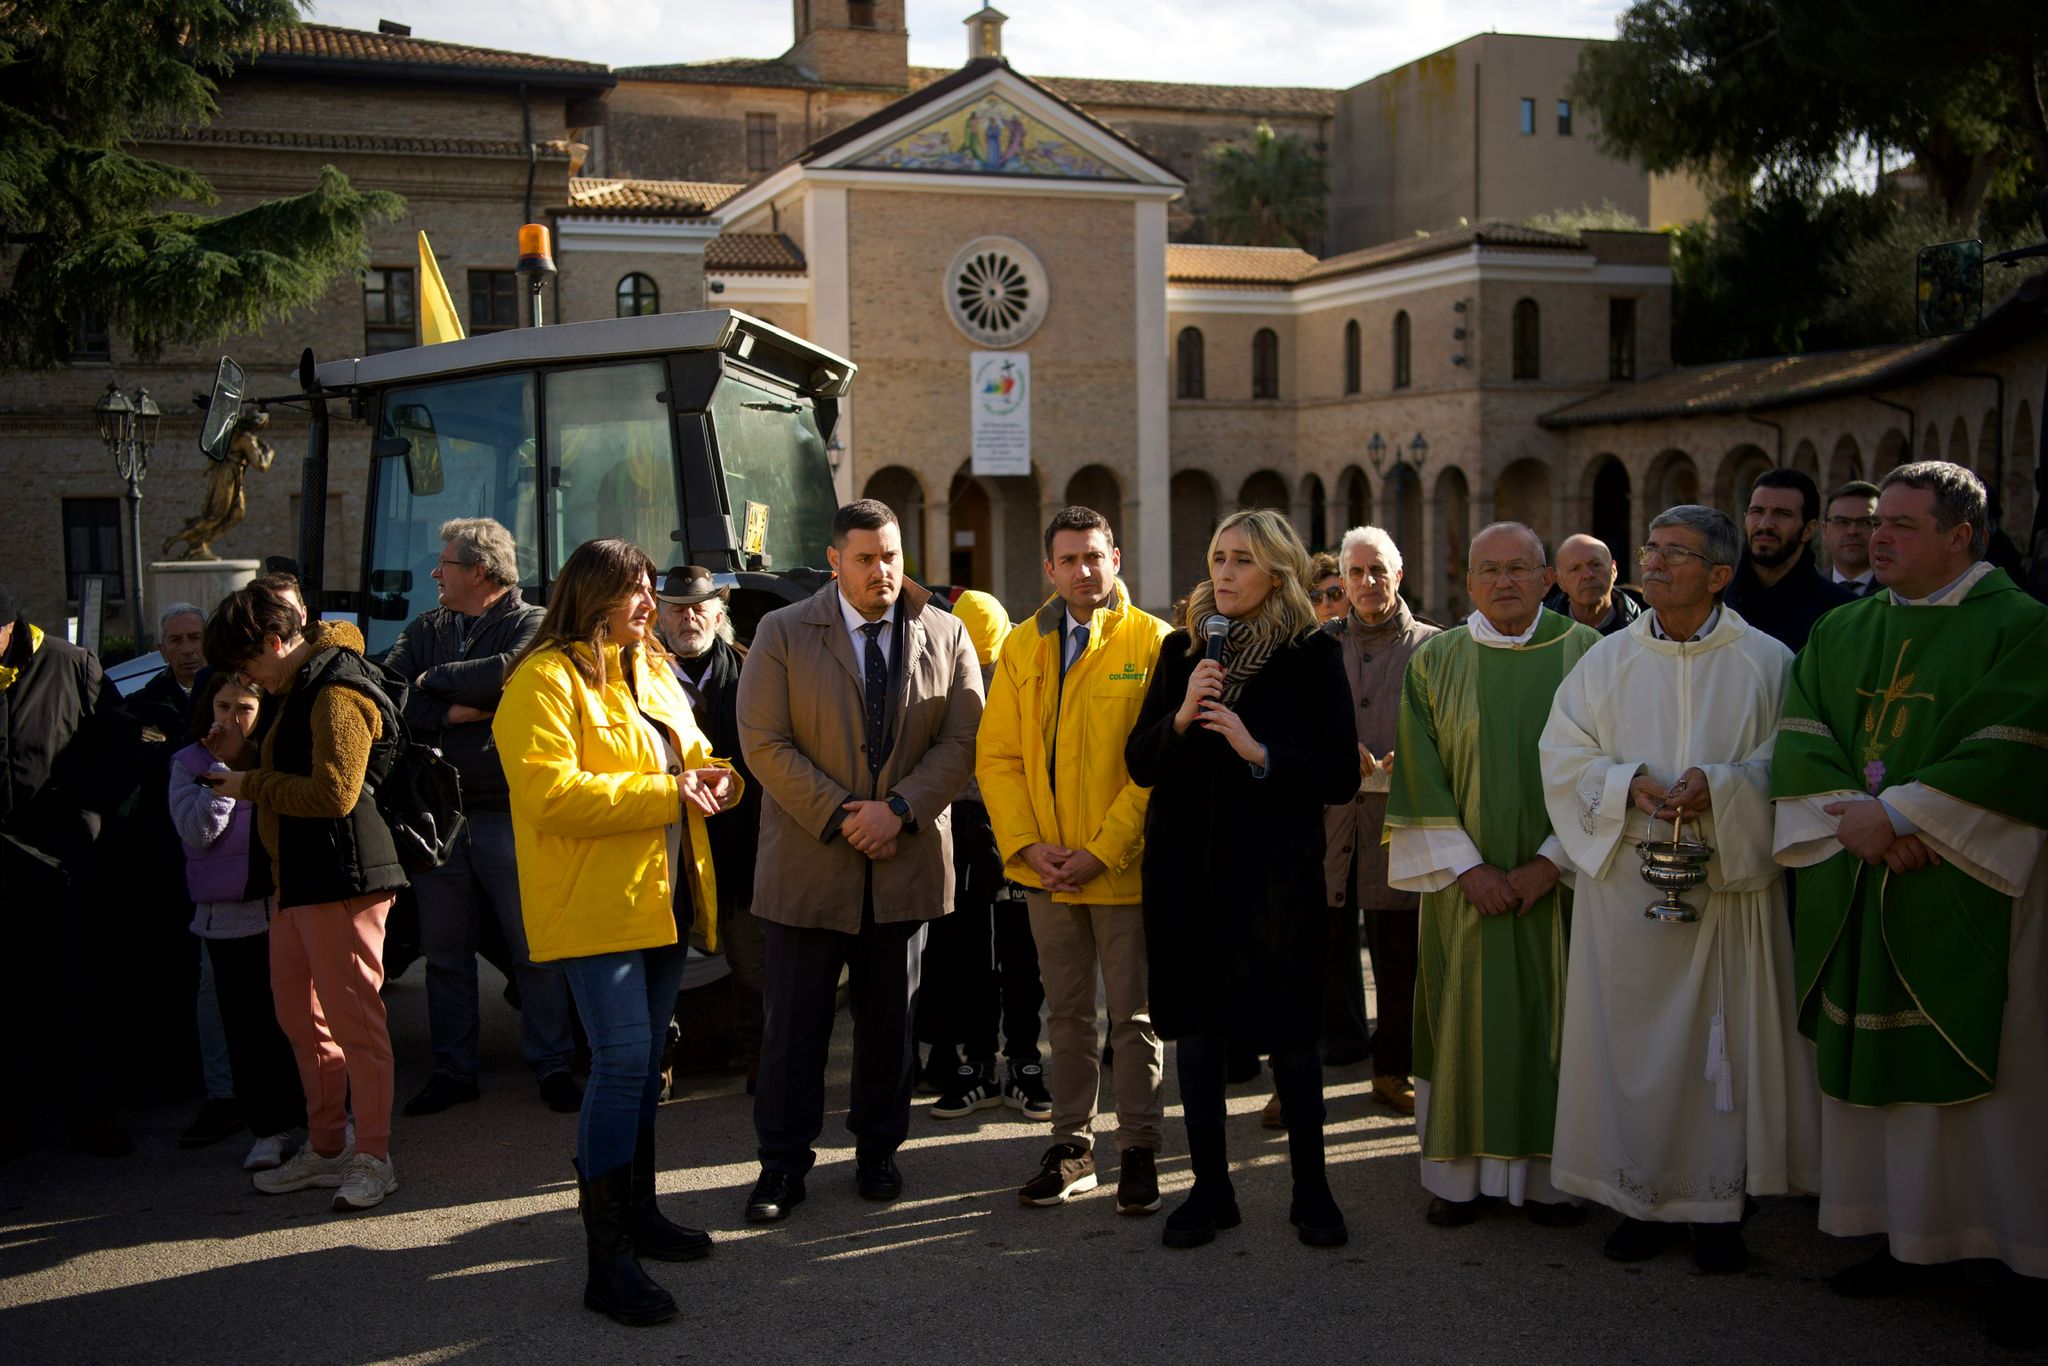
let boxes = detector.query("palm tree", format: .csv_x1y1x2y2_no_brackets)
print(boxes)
1204,124,1328,251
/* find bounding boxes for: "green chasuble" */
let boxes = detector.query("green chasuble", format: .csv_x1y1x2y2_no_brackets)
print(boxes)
1386,610,1598,1162
1772,568,2048,1106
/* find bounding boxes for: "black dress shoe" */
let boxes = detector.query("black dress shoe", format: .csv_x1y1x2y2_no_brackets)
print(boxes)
856,1156,903,1201
403,1074,479,1117
1830,1247,1913,1298
1425,1196,1481,1227
745,1170,806,1223
1690,1221,1747,1273
539,1072,584,1114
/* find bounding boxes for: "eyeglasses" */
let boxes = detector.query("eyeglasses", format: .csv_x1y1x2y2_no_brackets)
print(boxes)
1636,544,1722,568
1471,562,1540,585
1309,586,1347,604
435,557,475,571
1824,516,1880,531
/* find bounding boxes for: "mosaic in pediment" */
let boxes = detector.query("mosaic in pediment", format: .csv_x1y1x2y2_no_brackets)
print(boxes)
851,93,1129,180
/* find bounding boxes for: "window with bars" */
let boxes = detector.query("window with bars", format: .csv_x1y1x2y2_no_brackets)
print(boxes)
1343,319,1361,395
364,267,417,353
1392,311,1411,389
468,269,519,333
1512,298,1541,380
746,113,778,172
616,273,660,317
1609,297,1638,381
1176,327,1204,399
62,498,125,602
1251,328,1279,400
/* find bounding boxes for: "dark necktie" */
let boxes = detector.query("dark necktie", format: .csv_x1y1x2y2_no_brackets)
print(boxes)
1062,622,1089,680
861,621,887,775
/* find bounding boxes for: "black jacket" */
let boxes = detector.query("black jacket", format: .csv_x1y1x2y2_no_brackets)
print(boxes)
673,636,761,910
1,618,137,871
270,644,407,907
1539,584,1644,636
382,589,542,814
1125,628,1359,1051
1724,545,1854,653
128,667,199,886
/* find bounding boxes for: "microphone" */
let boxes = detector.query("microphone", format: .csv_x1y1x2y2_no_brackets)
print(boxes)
1202,614,1230,664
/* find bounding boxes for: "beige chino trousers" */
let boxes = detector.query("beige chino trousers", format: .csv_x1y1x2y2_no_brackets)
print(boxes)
1025,891,1164,1152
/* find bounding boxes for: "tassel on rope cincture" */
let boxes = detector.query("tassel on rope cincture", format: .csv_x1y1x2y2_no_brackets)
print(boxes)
1706,1011,1735,1115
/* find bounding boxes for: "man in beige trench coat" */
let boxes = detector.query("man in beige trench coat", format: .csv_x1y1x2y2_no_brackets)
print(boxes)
736,499,984,1222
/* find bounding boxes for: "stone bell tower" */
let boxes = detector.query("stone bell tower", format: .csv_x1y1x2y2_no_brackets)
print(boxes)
787,0,909,88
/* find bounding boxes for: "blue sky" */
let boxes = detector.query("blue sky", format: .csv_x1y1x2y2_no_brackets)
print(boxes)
310,0,1626,88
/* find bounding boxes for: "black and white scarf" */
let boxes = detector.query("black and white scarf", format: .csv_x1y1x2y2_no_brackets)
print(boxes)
1218,619,1280,707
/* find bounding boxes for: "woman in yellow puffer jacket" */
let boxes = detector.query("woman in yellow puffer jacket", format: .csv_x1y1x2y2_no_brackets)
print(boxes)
494,538,739,1327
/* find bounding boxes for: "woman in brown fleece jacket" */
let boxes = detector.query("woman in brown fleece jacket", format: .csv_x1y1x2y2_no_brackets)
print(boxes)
205,584,408,1213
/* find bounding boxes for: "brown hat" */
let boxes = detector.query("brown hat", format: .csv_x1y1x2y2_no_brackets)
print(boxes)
656,565,728,606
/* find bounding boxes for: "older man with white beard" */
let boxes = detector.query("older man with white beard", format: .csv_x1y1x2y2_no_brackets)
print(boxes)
1540,505,1819,1274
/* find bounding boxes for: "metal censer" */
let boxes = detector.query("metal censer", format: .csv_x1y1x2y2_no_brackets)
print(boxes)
1637,813,1713,923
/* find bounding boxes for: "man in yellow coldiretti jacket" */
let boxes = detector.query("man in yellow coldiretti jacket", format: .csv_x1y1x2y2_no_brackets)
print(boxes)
976,506,1171,1218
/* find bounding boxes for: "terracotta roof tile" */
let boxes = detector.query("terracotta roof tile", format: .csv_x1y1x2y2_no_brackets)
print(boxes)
258,23,610,78
1303,221,1583,281
1166,244,1318,285
565,177,742,216
618,56,906,92
144,127,580,159
706,234,806,273
1540,343,1940,428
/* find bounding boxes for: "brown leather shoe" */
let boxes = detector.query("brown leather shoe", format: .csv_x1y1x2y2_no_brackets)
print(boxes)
1372,1075,1416,1115
1260,1093,1285,1129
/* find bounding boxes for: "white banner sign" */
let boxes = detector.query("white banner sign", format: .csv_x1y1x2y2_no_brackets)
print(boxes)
970,350,1030,476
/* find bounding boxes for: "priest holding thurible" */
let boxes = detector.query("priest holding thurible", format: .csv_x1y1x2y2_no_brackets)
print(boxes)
1539,505,1819,1274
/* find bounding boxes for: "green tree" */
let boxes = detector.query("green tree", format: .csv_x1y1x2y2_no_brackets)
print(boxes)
1204,124,1327,250
1572,0,2046,227
1,1,402,370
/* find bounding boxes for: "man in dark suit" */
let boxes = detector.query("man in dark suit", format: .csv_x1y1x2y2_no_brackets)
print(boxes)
1724,468,1854,651
655,565,764,1090
1822,481,1882,599
735,500,983,1221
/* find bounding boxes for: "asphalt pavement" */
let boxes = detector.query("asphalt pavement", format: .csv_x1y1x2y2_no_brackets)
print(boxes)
0,960,2025,1364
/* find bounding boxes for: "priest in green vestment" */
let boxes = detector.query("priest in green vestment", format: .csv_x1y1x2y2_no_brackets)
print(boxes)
1386,522,1600,1227
1771,461,2048,1347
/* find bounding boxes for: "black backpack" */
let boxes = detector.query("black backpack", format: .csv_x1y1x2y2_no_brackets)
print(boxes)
357,661,467,875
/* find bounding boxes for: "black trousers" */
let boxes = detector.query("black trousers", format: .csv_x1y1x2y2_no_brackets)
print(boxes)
1363,906,1418,1078
1320,901,1372,1060
204,933,306,1139
754,889,925,1176
917,892,1043,1066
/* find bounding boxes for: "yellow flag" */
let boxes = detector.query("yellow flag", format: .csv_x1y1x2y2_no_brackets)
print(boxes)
418,230,465,345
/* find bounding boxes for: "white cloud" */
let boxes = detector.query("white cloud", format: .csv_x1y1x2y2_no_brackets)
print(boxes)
310,0,1625,86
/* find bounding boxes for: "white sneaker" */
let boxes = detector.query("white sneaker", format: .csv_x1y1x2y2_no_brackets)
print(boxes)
332,1152,398,1212
242,1132,292,1172
252,1141,353,1194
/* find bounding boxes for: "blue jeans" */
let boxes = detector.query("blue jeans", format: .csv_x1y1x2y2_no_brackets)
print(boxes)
416,812,575,1081
557,942,690,1176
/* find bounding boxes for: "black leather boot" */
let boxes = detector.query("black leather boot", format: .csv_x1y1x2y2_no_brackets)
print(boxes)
1285,1117,1348,1248
577,1160,678,1326
1162,1124,1241,1248
630,1128,712,1262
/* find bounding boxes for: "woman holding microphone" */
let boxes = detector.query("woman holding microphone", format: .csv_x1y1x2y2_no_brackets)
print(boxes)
1125,509,1360,1250
495,539,739,1326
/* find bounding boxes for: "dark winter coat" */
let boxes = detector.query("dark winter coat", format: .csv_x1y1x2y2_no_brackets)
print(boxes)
1724,545,1854,653
0,618,136,870
1124,627,1359,1051
381,588,543,814
673,636,761,910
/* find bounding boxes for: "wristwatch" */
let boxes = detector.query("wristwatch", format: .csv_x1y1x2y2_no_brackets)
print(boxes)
886,793,915,831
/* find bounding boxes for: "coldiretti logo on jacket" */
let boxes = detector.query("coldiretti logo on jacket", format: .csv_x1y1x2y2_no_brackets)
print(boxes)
1106,661,1148,682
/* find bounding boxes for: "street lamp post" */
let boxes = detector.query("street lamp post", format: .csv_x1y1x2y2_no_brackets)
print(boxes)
93,382,163,648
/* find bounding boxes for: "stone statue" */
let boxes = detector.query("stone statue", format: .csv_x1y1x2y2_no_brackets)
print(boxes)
162,408,275,561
